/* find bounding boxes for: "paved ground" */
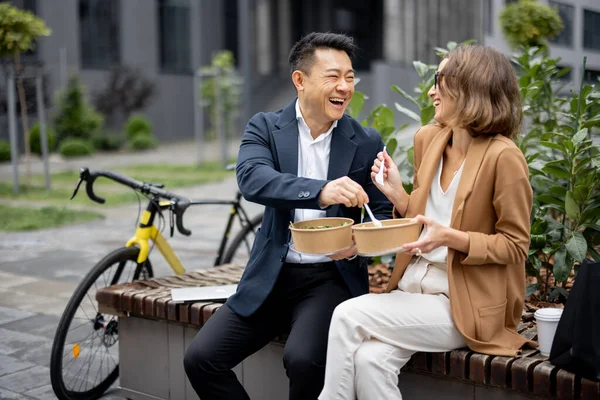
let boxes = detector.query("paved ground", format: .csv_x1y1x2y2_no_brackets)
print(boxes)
0,139,265,399
0,127,417,399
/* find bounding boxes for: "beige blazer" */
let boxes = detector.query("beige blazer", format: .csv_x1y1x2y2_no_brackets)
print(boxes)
387,124,535,356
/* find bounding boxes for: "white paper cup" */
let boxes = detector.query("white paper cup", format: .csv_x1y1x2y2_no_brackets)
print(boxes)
534,308,563,357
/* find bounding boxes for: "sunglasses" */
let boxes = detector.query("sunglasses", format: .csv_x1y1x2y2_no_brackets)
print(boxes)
434,72,442,89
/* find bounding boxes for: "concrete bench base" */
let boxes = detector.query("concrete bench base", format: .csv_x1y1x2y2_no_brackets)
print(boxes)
116,316,536,400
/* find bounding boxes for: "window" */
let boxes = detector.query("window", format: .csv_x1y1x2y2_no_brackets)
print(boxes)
583,69,600,85
549,1,574,47
583,9,600,51
158,0,191,74
79,0,120,69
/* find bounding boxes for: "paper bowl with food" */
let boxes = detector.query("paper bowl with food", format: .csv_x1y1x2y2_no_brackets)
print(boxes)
289,217,354,255
352,218,422,256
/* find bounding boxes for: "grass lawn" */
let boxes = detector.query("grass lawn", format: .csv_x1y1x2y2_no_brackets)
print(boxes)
0,162,235,207
0,204,103,231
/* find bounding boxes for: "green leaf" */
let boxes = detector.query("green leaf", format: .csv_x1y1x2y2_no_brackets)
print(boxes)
526,283,540,297
548,186,567,198
391,85,420,107
406,146,414,165
565,232,587,262
539,141,565,152
542,165,570,179
536,194,564,207
552,247,570,283
347,91,365,119
413,61,429,79
394,103,420,122
386,138,397,159
421,106,435,126
572,128,588,146
565,191,580,220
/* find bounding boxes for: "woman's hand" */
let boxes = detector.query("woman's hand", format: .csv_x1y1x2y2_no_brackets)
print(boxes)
370,150,406,204
402,215,448,255
402,215,470,255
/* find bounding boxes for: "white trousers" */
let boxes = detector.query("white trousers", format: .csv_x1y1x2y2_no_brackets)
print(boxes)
318,290,466,400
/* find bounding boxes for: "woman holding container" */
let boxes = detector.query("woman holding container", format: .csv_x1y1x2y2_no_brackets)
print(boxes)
319,44,535,400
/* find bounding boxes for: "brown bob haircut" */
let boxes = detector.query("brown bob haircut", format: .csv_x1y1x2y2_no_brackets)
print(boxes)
439,44,522,139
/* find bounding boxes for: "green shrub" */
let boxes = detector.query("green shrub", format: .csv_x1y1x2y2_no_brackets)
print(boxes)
0,140,11,162
91,132,124,152
53,75,104,142
29,123,56,154
128,133,157,151
125,114,152,139
59,139,94,158
499,0,563,49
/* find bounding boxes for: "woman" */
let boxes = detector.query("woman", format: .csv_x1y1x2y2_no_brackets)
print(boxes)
318,44,534,400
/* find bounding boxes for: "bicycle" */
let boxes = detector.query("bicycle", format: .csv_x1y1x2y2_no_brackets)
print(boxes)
49,167,262,400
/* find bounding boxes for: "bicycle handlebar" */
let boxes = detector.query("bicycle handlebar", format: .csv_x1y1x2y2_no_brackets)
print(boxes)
73,167,192,236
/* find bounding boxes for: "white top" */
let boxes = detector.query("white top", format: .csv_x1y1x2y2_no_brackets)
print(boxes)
419,156,465,263
286,100,338,264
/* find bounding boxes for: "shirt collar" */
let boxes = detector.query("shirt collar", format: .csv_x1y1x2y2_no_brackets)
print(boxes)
295,99,338,138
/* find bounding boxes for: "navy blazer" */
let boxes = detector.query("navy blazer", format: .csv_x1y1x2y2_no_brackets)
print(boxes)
227,99,393,317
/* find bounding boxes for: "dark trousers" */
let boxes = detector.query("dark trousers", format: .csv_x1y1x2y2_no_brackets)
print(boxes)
183,262,351,400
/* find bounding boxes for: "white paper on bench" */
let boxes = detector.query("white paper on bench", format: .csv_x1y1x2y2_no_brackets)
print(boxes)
170,284,238,303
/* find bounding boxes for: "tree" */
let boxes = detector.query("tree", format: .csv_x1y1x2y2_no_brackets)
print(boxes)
499,0,563,50
0,3,51,184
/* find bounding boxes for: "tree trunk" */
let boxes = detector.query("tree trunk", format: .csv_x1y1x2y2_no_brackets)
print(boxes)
14,51,32,188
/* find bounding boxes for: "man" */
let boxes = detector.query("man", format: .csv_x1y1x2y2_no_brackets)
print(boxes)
184,32,392,400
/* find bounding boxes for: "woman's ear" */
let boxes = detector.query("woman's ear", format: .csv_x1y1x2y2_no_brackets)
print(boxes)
292,70,304,92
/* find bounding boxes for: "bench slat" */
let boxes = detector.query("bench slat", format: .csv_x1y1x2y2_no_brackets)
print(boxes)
490,356,516,388
580,377,600,400
430,352,449,376
532,361,558,397
511,356,544,393
449,349,472,379
556,368,578,400
469,353,493,384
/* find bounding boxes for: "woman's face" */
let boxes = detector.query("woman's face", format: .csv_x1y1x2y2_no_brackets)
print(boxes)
428,59,457,126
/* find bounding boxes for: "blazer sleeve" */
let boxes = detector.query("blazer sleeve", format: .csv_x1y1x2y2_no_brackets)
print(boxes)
462,146,532,265
392,126,427,218
236,114,328,209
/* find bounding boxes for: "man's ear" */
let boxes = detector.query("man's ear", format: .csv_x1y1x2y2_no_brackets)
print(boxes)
291,70,305,92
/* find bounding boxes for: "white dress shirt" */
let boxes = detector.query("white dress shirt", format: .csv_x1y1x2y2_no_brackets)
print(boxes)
286,100,338,264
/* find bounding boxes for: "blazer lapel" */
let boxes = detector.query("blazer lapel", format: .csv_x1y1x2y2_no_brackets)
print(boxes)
326,120,357,217
407,126,453,218
450,135,492,229
272,100,299,223
272,100,299,176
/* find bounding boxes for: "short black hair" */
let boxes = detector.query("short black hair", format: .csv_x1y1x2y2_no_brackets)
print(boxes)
288,32,357,75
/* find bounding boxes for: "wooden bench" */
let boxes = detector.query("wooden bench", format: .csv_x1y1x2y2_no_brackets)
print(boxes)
97,264,600,400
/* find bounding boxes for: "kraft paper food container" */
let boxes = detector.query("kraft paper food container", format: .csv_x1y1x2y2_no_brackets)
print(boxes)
352,218,422,256
289,217,354,255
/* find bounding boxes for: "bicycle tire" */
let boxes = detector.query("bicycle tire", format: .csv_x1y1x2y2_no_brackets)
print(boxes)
222,214,263,265
50,246,153,400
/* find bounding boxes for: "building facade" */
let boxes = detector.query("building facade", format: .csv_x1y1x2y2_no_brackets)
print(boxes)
1,0,599,144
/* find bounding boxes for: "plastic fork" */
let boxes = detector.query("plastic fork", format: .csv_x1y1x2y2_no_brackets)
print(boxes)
375,145,387,186
364,203,382,227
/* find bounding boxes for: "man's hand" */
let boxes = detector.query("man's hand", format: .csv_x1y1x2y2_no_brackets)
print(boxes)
329,244,358,261
320,176,369,208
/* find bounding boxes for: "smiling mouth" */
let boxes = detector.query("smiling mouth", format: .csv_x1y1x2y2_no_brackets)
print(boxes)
433,100,441,107
329,97,346,107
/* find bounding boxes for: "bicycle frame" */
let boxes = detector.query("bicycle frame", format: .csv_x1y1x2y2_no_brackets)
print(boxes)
124,191,254,274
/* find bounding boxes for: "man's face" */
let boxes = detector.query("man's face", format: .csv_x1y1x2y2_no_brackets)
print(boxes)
297,48,355,125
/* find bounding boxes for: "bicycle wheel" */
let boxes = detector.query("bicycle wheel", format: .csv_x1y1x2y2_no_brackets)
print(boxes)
222,214,263,265
50,246,153,400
